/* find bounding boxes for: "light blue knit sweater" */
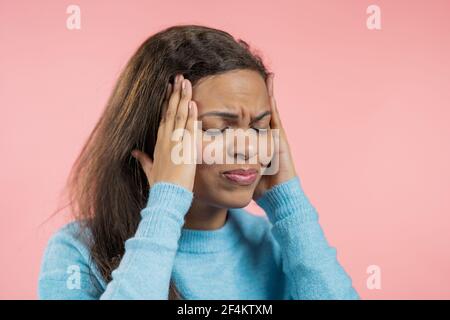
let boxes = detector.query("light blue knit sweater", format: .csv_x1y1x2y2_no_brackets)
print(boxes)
38,176,359,299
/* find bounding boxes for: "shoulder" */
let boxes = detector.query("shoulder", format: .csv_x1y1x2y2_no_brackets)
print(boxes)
38,221,104,299
42,221,92,264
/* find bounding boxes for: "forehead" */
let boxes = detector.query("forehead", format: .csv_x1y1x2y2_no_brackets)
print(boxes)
192,69,269,115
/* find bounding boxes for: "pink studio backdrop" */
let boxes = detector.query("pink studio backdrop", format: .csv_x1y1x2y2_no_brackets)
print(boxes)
1,0,450,299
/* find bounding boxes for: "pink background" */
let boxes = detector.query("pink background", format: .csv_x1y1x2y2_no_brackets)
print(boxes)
1,0,450,299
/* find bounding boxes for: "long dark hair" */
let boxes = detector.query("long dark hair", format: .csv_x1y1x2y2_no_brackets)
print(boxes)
66,24,270,299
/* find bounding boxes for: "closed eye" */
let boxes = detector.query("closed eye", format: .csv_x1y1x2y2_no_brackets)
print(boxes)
252,127,269,134
203,127,229,136
203,127,269,135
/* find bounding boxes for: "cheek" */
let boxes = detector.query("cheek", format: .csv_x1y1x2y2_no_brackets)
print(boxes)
193,163,223,195
199,135,227,164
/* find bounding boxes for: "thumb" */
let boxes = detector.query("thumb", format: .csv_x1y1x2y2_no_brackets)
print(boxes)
131,149,153,178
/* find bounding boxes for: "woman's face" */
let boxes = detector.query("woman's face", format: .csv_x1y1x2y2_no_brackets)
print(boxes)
191,69,272,208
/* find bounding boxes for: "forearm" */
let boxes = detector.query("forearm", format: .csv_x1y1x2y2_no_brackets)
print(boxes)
101,182,193,299
256,176,359,300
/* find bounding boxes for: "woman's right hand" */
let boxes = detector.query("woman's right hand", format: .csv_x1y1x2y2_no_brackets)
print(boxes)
131,74,198,192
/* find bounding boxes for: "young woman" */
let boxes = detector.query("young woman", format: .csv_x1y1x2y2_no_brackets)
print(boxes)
38,25,359,300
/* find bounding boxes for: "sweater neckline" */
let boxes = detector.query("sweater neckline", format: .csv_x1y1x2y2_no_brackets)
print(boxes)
178,208,242,254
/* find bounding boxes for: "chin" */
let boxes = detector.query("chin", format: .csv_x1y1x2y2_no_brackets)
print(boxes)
215,188,254,209
194,171,259,209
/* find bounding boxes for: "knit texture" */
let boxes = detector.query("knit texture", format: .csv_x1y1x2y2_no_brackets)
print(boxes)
38,176,359,299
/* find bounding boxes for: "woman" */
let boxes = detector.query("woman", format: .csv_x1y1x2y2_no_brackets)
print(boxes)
38,24,359,300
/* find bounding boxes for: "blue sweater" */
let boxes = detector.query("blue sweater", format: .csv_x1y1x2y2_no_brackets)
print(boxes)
38,176,359,299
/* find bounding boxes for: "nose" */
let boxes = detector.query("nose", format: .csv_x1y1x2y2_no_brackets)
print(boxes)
226,128,258,163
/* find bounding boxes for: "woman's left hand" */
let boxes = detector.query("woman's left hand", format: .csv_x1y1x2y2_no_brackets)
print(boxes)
253,73,298,201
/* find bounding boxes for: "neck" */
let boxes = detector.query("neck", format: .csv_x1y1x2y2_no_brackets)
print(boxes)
183,199,228,230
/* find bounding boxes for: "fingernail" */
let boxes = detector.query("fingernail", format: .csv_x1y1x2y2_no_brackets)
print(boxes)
182,79,186,92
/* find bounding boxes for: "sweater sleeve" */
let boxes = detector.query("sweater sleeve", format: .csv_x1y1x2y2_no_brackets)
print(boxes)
38,182,193,300
255,176,360,300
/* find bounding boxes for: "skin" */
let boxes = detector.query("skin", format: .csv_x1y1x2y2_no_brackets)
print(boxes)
132,69,297,230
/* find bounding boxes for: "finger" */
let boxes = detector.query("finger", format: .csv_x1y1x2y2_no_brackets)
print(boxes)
268,131,281,172
165,83,172,101
266,74,283,130
269,94,283,130
266,72,274,97
184,100,199,163
174,79,192,130
185,100,198,134
165,74,184,131
131,149,153,176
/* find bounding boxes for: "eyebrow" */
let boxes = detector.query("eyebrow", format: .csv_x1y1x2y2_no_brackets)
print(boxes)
198,110,271,124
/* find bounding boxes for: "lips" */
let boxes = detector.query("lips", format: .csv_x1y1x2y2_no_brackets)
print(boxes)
222,168,258,186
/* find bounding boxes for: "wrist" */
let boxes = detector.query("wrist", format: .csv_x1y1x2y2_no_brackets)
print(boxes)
144,182,193,217
255,175,317,223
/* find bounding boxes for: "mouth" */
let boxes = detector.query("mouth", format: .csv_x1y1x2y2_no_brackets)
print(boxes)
221,168,258,186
